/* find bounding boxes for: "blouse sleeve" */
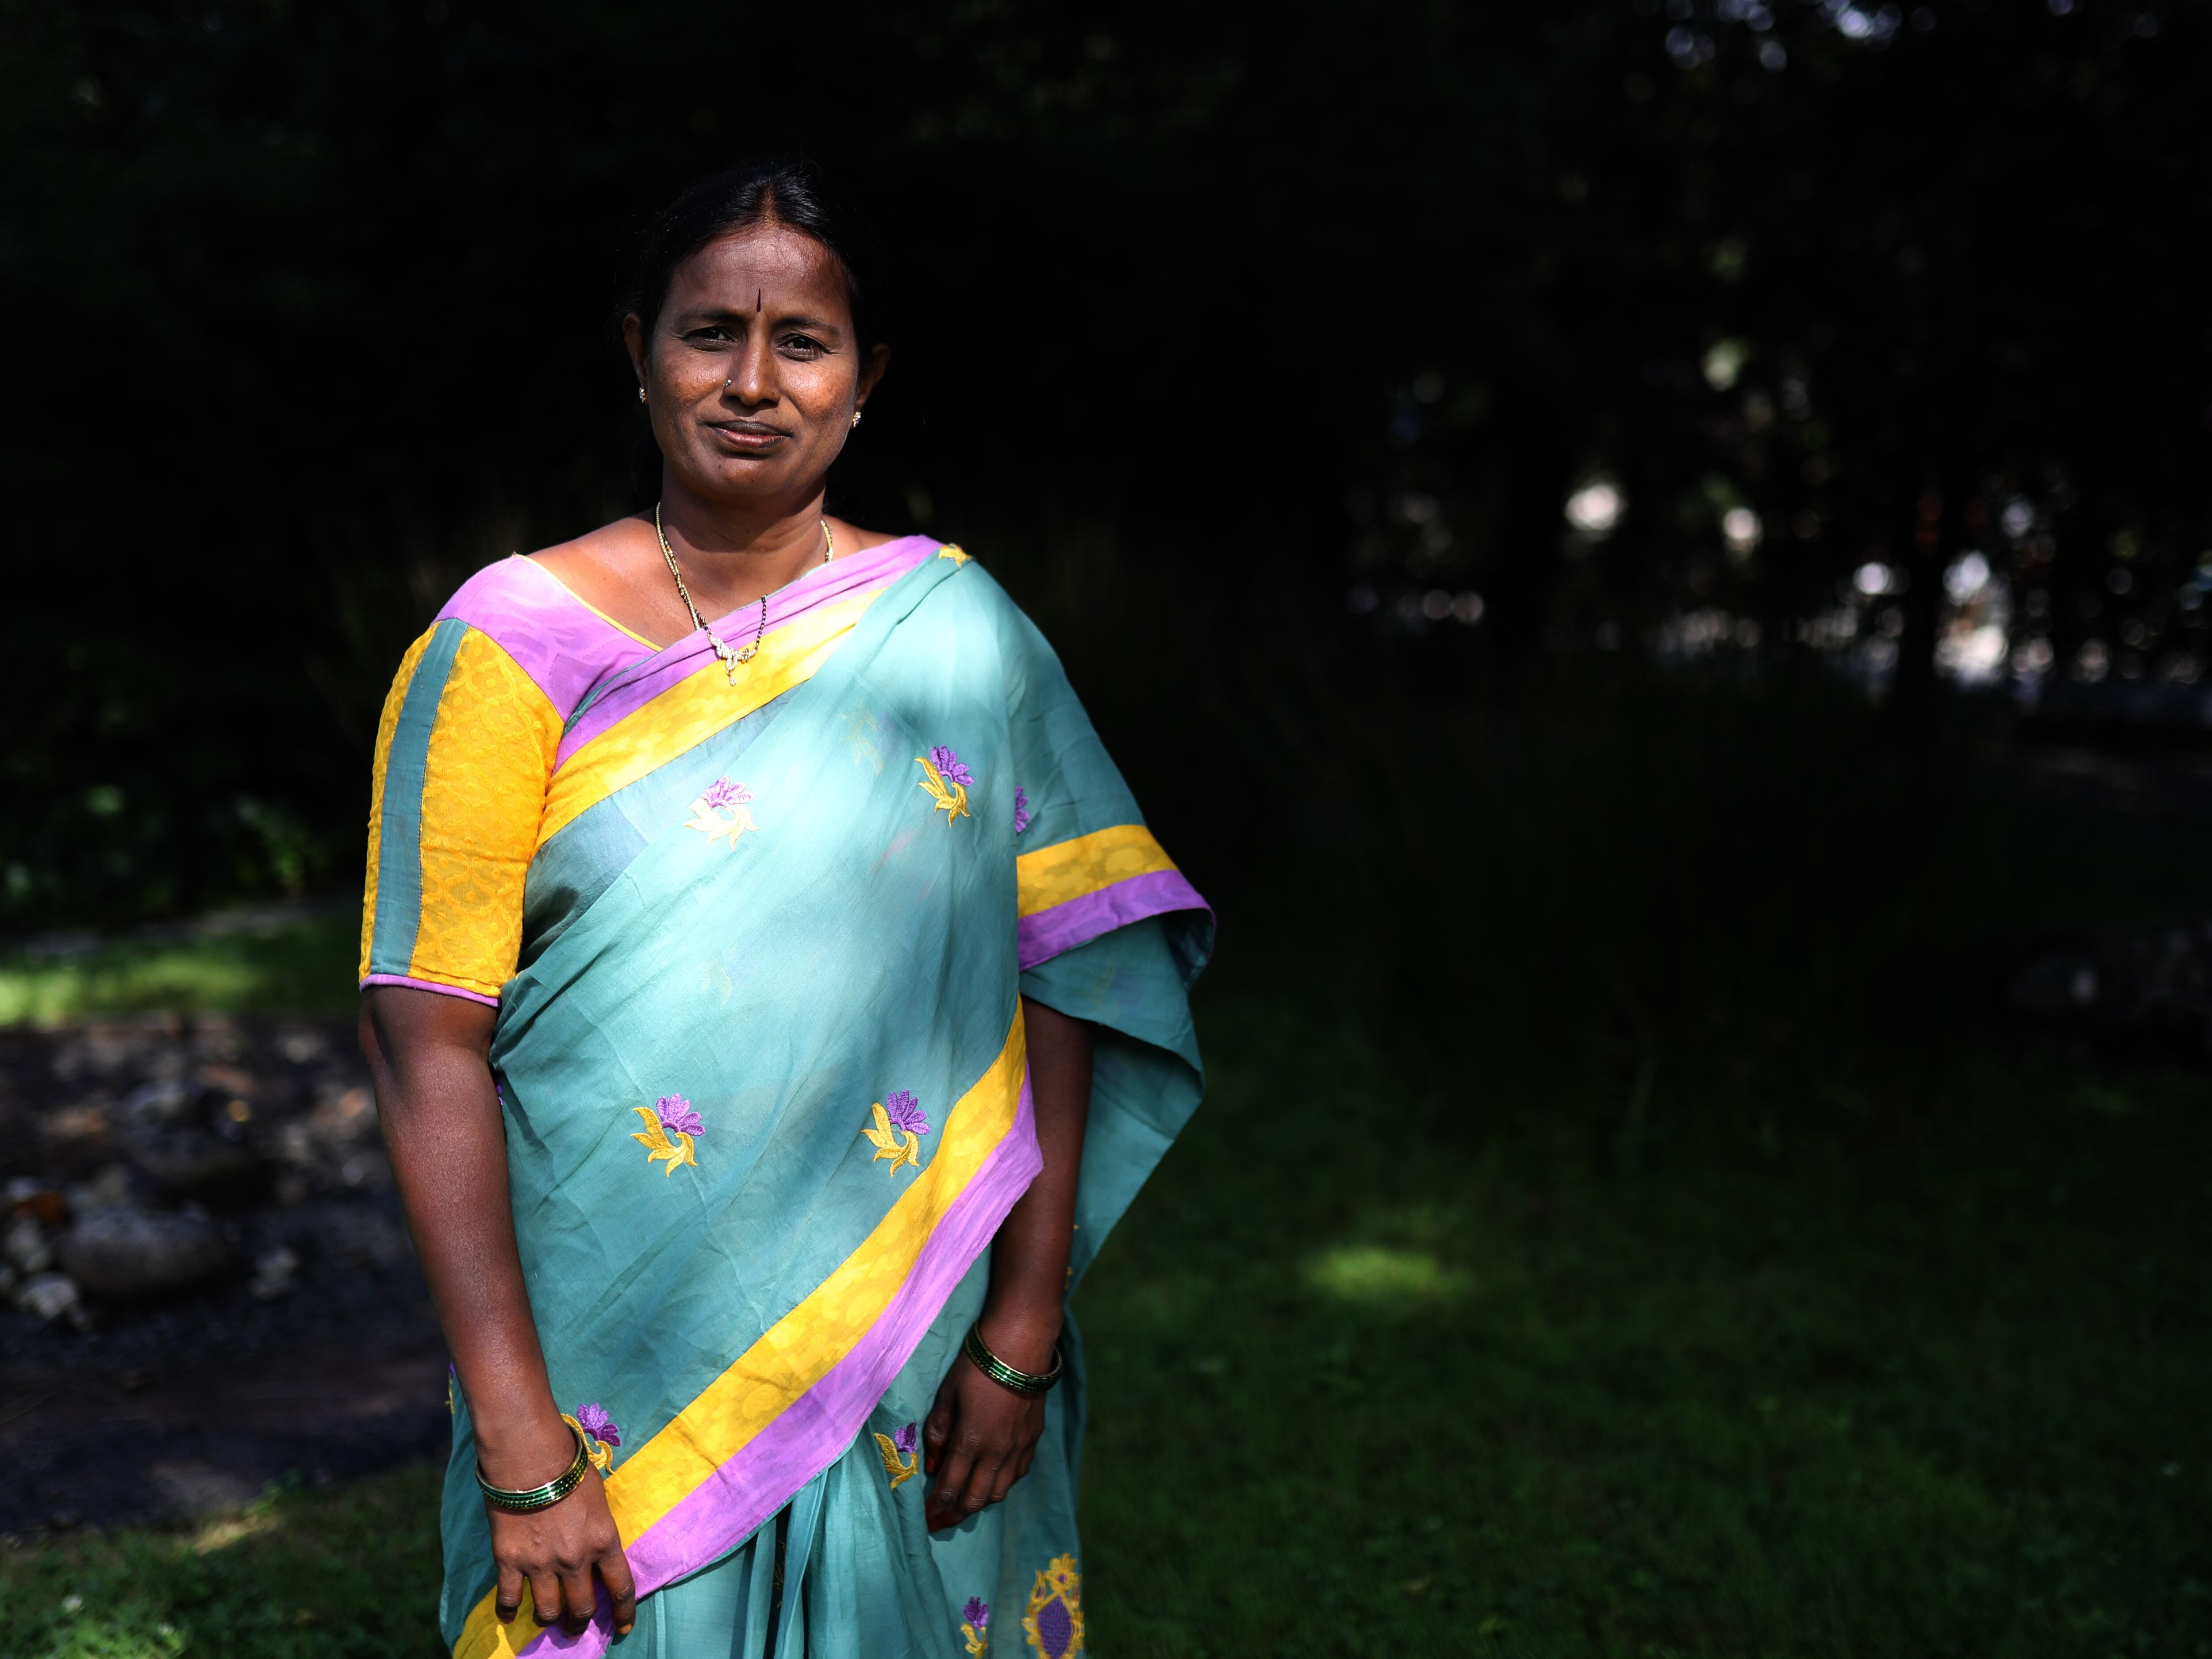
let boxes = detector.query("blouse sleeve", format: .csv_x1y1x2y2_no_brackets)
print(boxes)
359,618,562,1005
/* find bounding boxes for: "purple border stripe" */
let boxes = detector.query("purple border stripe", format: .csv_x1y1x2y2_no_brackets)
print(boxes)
439,557,656,722
515,1074,1043,1658
359,973,499,1008
553,537,943,768
1017,868,1212,971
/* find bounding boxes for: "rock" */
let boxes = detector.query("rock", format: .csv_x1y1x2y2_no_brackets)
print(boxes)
4,1213,53,1275
14,1271,81,1322
59,1206,232,1300
250,1244,300,1300
119,1126,266,1203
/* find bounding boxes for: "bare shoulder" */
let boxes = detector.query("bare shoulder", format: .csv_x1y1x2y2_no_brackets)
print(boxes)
527,514,657,584
824,517,907,555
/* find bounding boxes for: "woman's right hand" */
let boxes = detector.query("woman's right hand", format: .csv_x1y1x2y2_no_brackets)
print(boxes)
483,1422,637,1639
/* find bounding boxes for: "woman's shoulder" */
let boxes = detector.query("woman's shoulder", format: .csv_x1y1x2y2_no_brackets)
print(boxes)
434,541,659,720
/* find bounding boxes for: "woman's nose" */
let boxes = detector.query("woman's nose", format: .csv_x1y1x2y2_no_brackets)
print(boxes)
724,336,776,405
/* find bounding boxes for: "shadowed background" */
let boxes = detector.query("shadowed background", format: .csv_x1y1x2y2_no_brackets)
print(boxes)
3,2,2211,1654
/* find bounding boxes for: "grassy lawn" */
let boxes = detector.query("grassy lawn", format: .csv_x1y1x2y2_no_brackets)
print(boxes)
4,934,2207,1655
0,911,360,1025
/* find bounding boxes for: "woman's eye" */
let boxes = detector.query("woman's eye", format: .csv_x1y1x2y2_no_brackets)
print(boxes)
780,334,826,356
687,326,733,344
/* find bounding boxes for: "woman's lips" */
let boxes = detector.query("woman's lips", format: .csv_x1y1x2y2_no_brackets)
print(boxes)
707,422,788,453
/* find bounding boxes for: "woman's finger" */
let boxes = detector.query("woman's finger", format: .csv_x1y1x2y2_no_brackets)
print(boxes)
495,1561,525,1624
952,1439,1006,1519
928,1438,979,1528
527,1568,563,1628
558,1564,598,1636
600,1547,639,1637
922,1380,957,1475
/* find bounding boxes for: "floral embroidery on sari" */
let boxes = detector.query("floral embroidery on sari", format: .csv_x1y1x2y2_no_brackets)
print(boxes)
873,1421,919,1489
1022,1555,1084,1657
565,1403,621,1473
861,1090,929,1174
631,1094,703,1174
962,1598,991,1655
917,747,974,823
937,544,972,565
1012,785,1032,835
684,777,758,847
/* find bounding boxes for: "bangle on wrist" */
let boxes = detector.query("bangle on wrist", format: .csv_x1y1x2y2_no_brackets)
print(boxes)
963,1321,1064,1395
476,1421,590,1512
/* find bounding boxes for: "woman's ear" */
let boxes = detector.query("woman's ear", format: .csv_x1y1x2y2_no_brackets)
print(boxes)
856,343,893,407
622,312,649,393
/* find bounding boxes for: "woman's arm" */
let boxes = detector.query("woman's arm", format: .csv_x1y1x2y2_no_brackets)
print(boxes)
922,995,1094,1531
361,985,637,1639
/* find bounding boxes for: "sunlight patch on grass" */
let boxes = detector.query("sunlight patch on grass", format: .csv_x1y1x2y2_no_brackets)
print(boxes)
190,1508,279,1556
1304,1243,1472,1306
0,913,358,1025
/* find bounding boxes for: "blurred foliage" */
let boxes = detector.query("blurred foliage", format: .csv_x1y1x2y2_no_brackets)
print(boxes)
1,0,2208,924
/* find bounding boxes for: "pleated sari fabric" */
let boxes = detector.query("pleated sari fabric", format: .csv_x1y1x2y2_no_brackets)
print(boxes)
360,534,1211,1658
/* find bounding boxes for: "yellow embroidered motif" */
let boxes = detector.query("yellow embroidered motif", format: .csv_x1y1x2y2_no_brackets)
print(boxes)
1022,1554,1084,1658
861,1099,923,1174
937,544,972,565
963,1615,990,1655
562,1412,618,1474
873,1425,919,1489
631,1096,703,1175
684,777,758,848
916,748,973,824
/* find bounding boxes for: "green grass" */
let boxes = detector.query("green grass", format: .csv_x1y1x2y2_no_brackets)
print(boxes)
4,939,2207,1655
1078,972,2212,1656
0,912,360,1024
0,1468,446,1657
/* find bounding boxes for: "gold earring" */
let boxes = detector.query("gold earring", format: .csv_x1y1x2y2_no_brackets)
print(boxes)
637,387,647,404
851,410,863,429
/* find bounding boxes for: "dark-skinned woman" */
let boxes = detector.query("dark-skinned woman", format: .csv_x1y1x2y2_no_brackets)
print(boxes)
358,157,1211,1659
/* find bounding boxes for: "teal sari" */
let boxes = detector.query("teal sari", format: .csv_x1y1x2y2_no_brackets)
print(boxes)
361,536,1210,1658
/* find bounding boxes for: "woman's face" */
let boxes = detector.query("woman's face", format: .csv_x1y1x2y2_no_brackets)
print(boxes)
627,223,885,510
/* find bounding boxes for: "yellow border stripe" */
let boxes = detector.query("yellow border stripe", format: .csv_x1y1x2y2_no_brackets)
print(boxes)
538,593,878,848
1015,823,1177,918
452,1012,1029,1659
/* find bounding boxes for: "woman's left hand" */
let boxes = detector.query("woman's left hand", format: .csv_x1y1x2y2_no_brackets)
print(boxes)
921,1317,1054,1531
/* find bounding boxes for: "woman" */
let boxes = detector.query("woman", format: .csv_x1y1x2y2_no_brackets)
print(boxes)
359,157,1210,1659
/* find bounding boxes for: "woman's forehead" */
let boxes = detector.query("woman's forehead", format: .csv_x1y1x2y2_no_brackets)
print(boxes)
671,224,846,312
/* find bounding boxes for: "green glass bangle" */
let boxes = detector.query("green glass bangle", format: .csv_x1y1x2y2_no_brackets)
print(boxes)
962,1321,1064,1395
476,1422,590,1513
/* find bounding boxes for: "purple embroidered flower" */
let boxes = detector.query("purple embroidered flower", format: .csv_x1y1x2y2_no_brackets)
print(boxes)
1012,785,1032,835
1035,1599,1075,1657
963,1598,990,1629
883,1090,931,1137
893,1421,918,1456
700,776,753,811
576,1402,621,1448
656,1094,706,1137
930,745,975,787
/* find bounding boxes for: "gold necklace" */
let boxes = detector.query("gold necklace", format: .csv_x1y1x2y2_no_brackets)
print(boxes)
654,505,833,684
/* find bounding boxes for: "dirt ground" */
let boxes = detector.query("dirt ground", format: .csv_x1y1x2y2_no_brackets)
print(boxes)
0,1015,447,1534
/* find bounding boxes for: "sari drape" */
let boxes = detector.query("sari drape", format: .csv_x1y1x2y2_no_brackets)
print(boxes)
361,536,1210,1658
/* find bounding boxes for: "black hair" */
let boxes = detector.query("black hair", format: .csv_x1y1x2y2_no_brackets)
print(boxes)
623,157,883,503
